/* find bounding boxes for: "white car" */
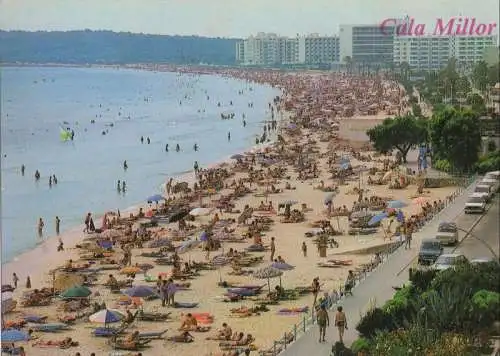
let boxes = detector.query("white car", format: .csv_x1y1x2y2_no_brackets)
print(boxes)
432,253,468,271
470,257,495,264
484,171,500,181
473,185,494,202
480,178,499,193
435,221,458,246
464,195,486,214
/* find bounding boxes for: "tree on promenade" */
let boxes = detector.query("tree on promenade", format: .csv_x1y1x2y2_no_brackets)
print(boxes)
366,114,427,163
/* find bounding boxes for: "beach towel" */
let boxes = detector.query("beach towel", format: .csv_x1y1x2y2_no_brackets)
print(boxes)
174,302,198,309
23,315,47,323
277,306,309,315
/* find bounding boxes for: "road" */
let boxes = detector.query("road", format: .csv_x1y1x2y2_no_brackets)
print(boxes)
280,185,499,356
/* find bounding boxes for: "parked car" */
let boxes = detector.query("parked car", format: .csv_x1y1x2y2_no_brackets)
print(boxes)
470,257,495,264
473,184,494,202
418,239,444,265
464,195,486,214
432,253,468,271
484,170,500,181
480,178,499,193
435,221,459,245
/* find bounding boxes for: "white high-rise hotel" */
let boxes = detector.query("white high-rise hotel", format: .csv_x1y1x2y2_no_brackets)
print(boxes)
236,21,497,70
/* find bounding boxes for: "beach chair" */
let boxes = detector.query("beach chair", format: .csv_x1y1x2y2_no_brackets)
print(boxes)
92,325,127,337
30,323,70,332
138,329,168,340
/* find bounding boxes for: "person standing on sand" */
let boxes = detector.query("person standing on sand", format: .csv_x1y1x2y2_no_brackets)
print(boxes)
37,218,44,238
57,237,64,252
270,237,276,261
55,216,61,235
302,241,307,257
12,273,19,289
334,306,347,344
25,276,31,289
84,213,91,233
316,304,329,342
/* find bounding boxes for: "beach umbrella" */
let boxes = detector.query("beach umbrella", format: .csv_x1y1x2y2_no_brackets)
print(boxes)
120,266,143,275
147,194,164,203
1,329,30,342
177,239,202,254
89,309,124,325
61,285,92,299
123,285,157,298
200,231,209,242
189,207,213,216
270,262,295,288
368,212,388,226
212,255,231,283
324,192,336,204
254,266,283,293
280,200,298,206
230,154,244,160
412,197,429,205
387,200,408,209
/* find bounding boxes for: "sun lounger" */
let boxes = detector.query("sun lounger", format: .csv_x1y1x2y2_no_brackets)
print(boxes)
30,323,70,332
174,302,198,308
92,326,127,337
23,315,48,323
138,329,168,339
226,288,258,297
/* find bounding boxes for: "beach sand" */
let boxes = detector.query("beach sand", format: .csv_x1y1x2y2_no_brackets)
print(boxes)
1,70,456,356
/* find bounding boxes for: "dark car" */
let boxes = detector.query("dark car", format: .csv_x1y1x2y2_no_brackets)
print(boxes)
418,239,444,265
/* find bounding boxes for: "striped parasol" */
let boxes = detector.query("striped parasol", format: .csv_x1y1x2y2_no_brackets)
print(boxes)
254,266,283,292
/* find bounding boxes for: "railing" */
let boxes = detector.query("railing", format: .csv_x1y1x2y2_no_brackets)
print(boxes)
260,174,477,356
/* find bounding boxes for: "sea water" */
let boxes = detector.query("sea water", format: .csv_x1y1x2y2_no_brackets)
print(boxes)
1,66,280,262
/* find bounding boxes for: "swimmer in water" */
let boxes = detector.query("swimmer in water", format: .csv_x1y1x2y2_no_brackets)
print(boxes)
49,176,52,187
193,143,198,152
21,164,25,176
147,137,151,144
35,170,41,181
117,180,121,192
176,144,180,152
165,144,169,152
243,120,246,127
122,181,126,192
227,132,231,141
123,161,128,170
53,175,58,184
141,136,144,144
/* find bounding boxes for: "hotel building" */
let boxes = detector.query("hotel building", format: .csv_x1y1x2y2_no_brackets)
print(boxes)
393,35,498,71
339,24,395,64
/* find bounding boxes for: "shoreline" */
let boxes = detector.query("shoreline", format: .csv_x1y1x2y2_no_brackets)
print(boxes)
1,65,283,265
2,68,441,356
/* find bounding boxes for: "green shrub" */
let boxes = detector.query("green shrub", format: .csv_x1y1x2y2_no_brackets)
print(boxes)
409,269,438,292
356,307,393,338
486,140,497,152
433,159,452,172
351,337,371,353
475,150,500,174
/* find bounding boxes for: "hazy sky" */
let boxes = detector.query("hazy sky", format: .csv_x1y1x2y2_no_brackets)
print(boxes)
0,0,499,38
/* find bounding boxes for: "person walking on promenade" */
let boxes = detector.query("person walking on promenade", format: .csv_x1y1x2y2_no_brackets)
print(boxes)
405,222,413,249
312,277,320,305
270,237,276,261
316,304,329,342
334,306,347,344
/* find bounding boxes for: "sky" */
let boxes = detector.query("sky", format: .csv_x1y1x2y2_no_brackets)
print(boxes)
0,0,499,38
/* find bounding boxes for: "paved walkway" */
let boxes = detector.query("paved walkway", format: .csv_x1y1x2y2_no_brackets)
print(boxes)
280,180,477,356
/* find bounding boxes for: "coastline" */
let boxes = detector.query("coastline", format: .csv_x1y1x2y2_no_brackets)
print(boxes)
1,68,450,356
1,64,282,264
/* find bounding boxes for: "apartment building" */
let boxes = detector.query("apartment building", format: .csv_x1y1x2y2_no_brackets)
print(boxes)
298,34,340,64
339,24,395,64
235,41,245,63
393,35,498,71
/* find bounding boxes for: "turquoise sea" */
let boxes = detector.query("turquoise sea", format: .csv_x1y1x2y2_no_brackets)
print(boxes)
0,66,280,262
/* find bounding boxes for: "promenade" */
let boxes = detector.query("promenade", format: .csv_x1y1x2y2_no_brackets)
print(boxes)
280,179,483,356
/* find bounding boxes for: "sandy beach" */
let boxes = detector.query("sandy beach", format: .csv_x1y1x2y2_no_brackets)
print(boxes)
1,69,458,356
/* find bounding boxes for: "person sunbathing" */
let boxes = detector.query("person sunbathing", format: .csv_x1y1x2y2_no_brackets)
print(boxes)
105,274,119,287
206,323,233,340
220,333,254,346
167,331,194,343
124,331,140,346
178,313,198,331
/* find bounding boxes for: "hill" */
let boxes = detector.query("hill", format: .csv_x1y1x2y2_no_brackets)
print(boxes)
0,30,238,65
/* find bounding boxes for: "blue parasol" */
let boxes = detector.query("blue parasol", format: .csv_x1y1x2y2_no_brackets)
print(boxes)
200,231,208,242
368,212,388,226
146,194,164,203
387,200,408,209
123,285,157,298
1,329,30,342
